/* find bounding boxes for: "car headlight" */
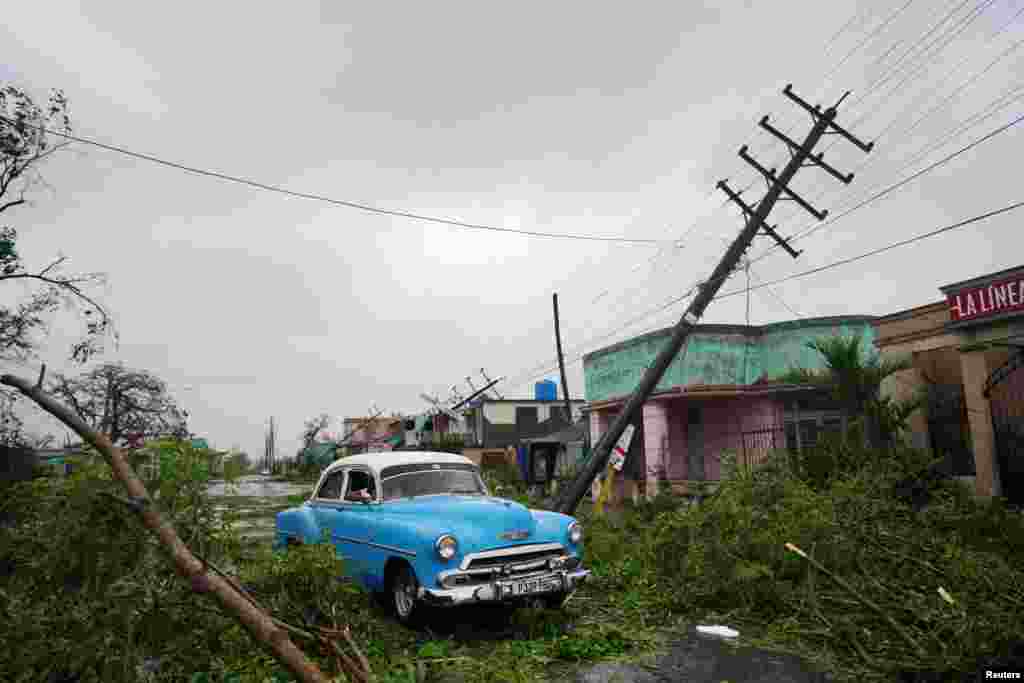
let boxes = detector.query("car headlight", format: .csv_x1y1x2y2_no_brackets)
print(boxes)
435,534,458,561
568,521,583,545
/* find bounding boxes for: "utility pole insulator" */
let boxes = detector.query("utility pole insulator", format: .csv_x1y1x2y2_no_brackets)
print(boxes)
739,144,827,220
783,83,874,152
718,180,801,259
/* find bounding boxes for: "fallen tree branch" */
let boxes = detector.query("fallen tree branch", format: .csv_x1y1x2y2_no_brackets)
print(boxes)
339,624,372,677
325,638,369,683
785,542,925,658
1,373,333,683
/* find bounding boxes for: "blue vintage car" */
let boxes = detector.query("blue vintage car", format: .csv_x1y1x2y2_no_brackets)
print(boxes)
274,451,590,624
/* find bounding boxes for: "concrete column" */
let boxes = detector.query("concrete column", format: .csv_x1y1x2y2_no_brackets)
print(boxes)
642,401,669,501
960,350,1000,497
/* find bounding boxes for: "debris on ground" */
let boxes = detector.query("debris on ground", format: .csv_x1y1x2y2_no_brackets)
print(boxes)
696,624,739,639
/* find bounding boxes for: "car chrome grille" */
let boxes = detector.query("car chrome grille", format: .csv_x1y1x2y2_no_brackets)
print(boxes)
440,543,573,589
464,544,566,571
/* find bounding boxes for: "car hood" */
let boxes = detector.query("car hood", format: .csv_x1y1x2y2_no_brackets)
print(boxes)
376,495,538,548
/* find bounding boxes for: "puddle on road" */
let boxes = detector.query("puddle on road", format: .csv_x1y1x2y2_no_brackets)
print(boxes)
205,476,311,547
206,475,311,498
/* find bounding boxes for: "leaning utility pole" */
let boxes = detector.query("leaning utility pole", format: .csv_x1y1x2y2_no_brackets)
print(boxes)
480,369,504,399
552,293,574,424
554,84,872,515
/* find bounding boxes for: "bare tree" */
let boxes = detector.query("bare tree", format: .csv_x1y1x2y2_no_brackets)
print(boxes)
48,363,188,446
299,413,331,449
0,86,113,364
0,86,115,445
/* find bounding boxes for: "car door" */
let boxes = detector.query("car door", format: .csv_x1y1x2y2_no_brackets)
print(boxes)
336,468,379,584
310,469,351,565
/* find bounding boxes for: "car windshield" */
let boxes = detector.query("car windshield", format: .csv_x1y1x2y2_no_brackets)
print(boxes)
382,469,487,501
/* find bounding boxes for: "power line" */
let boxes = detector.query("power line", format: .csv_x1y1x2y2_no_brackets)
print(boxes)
825,3,874,53
718,199,1024,300
829,83,1024,214
749,265,804,319
519,65,1024,387
753,109,1024,264
771,78,1024,229
817,0,920,88
553,4,951,316
875,5,1024,142
711,3,894,191
590,3,921,329
774,2,1024,227
588,183,751,320
0,117,670,247
846,0,985,116
505,198,1024,390
506,14,1024,391
844,0,1002,131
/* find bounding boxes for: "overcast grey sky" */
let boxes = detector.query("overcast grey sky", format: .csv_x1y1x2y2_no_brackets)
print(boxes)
3,0,1023,459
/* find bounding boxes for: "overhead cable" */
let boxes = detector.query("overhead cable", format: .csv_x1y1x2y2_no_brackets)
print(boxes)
753,110,1024,263
0,117,669,246
507,198,1024,388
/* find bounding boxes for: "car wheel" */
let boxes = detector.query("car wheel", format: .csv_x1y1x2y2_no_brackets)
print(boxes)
389,564,422,626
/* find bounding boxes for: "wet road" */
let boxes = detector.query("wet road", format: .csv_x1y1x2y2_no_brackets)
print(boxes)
205,474,311,498
206,475,311,545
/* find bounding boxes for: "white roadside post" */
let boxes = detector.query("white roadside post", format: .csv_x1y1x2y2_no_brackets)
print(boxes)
594,424,635,515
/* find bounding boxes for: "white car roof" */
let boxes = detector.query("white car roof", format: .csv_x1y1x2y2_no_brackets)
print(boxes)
321,450,474,477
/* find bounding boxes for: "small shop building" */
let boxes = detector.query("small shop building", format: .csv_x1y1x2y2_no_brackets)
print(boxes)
873,264,1024,502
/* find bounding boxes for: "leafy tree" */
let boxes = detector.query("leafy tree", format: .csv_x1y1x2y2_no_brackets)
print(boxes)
0,85,114,446
776,334,919,448
48,363,188,446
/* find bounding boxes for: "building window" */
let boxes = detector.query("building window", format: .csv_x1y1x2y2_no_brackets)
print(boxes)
783,400,845,453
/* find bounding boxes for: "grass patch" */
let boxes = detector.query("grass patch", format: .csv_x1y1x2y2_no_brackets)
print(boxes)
631,446,1024,682
285,490,312,506
8,438,1016,682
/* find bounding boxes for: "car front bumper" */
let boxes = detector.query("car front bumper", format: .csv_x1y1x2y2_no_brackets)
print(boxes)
417,568,591,607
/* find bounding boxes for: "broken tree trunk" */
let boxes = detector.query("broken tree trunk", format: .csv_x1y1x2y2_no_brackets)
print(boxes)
0,374,334,683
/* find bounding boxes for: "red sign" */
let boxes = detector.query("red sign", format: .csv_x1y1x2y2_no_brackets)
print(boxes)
947,274,1024,323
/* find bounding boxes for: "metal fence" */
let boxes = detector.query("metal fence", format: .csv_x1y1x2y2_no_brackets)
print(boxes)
739,424,785,467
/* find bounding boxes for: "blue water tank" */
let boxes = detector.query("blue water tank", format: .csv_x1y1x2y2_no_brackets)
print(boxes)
535,380,557,401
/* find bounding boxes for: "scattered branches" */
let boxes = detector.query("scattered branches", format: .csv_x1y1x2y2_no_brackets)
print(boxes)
0,373,335,683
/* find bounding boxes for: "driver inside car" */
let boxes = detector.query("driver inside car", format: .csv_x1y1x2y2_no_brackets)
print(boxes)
347,488,372,502
346,472,375,502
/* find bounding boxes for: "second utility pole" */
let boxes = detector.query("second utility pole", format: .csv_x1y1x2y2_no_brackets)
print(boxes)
552,293,574,425
555,84,872,516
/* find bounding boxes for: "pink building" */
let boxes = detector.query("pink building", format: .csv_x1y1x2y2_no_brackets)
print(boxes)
588,382,829,501
583,317,877,502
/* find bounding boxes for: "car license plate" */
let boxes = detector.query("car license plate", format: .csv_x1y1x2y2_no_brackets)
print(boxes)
504,577,558,596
